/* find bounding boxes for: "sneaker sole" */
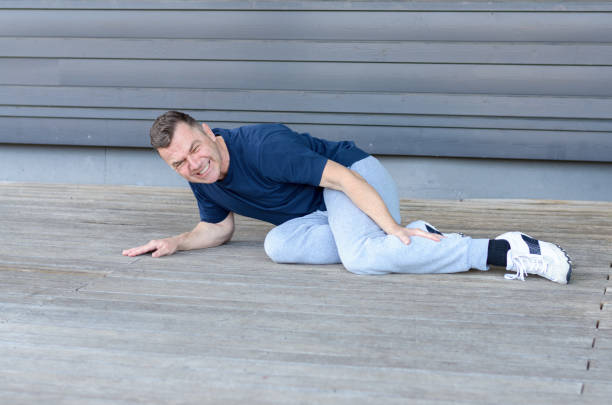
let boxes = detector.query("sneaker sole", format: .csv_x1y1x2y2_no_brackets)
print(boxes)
555,243,573,284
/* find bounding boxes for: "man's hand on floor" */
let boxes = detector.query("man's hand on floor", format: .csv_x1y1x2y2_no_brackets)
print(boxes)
122,237,179,258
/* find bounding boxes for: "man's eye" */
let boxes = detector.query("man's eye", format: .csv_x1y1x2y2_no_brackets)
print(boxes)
193,146,199,153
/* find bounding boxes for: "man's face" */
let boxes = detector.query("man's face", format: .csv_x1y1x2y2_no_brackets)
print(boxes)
157,122,226,183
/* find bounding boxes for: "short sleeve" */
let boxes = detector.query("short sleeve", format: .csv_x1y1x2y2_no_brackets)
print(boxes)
259,125,328,186
188,183,230,224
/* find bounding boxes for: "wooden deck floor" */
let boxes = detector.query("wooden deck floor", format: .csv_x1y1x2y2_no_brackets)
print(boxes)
1,183,611,404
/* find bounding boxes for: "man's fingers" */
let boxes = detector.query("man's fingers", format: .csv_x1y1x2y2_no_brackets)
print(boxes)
408,228,444,242
150,240,176,258
123,238,177,258
152,247,167,258
421,230,443,242
129,245,155,256
122,240,158,257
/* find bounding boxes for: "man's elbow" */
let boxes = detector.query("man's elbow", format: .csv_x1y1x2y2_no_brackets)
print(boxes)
213,213,234,246
211,220,234,246
220,225,234,245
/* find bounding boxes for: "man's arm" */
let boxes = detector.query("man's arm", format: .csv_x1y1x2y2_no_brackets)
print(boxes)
122,212,235,258
319,160,442,245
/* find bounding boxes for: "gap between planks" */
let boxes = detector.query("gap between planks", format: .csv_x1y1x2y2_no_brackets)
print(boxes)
582,269,611,395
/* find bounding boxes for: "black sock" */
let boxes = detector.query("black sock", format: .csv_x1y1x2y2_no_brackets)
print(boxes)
487,239,510,267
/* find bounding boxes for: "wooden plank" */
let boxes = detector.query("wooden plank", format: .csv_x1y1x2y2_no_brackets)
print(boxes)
0,352,583,405
3,38,612,65
21,278,601,337
0,313,595,379
0,348,591,402
4,86,612,120
0,391,135,405
0,316,595,368
0,245,602,301
3,58,612,96
1,201,606,272
69,277,604,313
0,296,597,347
0,10,611,42
0,232,605,287
593,331,612,349
582,381,612,400
0,263,603,313
0,337,587,390
0,285,602,330
3,184,611,243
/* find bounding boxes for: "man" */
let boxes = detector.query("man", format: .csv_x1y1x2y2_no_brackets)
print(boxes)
123,111,572,283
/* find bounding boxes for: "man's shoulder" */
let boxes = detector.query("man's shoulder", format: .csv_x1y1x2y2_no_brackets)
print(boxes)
236,123,291,138
217,123,287,134
225,123,301,151
214,123,289,143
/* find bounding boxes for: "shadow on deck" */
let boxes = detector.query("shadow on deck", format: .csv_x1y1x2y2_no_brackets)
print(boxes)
1,183,611,404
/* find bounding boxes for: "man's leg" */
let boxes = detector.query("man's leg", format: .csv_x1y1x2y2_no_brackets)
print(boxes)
324,156,490,275
264,210,341,264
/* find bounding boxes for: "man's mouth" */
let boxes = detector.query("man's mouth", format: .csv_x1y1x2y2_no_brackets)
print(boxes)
196,160,210,177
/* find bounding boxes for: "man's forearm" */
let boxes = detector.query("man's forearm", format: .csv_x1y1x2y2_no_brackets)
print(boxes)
176,219,234,251
174,229,224,251
173,231,196,251
341,174,401,235
319,160,401,235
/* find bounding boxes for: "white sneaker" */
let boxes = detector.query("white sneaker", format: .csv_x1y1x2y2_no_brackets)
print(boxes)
495,232,572,284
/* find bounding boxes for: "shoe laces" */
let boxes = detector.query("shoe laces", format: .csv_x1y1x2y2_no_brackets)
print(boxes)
504,255,549,281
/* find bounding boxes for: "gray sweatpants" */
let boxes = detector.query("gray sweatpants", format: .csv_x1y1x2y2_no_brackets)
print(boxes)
264,156,489,275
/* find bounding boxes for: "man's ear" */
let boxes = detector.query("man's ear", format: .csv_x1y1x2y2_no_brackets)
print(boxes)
201,123,215,140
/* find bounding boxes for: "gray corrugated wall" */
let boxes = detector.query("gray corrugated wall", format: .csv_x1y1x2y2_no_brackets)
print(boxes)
1,0,612,163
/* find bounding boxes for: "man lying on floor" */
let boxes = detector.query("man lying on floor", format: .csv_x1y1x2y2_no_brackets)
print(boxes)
123,111,572,284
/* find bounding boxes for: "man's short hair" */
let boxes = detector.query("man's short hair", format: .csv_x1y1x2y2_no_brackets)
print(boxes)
150,111,201,149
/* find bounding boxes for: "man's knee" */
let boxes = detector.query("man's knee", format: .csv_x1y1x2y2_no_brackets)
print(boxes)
341,254,389,276
264,228,286,263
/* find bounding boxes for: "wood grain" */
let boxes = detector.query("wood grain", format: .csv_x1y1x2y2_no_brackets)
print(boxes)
0,183,610,403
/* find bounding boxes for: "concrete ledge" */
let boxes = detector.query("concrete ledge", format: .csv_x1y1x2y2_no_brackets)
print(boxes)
1,143,611,201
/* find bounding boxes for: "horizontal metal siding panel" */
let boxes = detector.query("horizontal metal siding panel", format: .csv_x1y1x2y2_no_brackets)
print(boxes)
4,38,612,65
3,117,612,162
3,86,612,120
4,106,612,133
3,59,612,96
1,11,612,42
4,0,612,12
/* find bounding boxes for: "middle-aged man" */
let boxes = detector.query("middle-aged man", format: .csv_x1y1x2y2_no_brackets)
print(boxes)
123,111,572,284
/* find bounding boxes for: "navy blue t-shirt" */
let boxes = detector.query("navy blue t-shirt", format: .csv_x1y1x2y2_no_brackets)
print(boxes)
188,123,369,225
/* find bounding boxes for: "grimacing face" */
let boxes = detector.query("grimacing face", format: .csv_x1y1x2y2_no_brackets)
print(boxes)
157,122,228,183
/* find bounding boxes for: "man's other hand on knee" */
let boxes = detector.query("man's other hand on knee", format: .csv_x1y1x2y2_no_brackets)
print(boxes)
390,226,445,245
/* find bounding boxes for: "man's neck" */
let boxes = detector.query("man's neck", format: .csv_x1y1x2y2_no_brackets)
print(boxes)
216,136,230,181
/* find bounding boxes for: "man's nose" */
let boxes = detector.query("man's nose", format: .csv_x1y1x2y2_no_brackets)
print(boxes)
186,155,198,170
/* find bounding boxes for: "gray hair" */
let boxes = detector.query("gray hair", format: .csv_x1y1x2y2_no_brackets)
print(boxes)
150,110,201,149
